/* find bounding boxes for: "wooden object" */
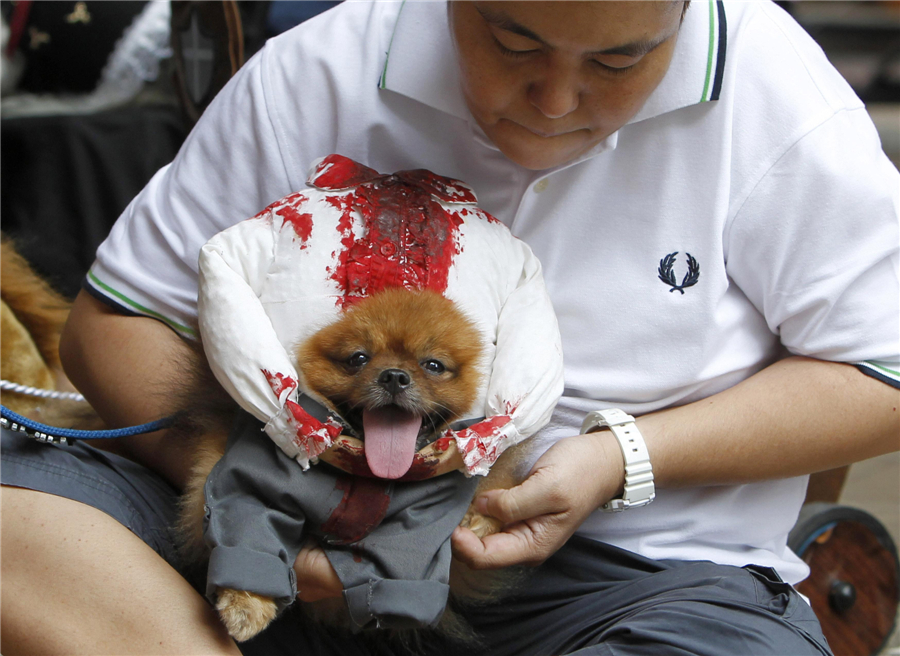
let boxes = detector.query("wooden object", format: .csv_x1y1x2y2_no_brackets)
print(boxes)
791,503,900,656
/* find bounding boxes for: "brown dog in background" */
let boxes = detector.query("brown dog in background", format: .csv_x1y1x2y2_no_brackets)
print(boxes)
0,237,101,433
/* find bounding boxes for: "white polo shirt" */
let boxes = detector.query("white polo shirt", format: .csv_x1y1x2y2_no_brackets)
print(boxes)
88,0,900,584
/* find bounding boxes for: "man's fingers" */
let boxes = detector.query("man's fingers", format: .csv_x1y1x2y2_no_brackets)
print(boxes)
451,524,550,570
294,545,342,602
477,467,567,525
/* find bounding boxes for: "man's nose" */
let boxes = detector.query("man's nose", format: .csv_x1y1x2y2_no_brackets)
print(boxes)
528,66,580,119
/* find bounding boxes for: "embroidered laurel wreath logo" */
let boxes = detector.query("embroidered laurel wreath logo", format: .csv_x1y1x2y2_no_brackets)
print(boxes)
658,252,700,294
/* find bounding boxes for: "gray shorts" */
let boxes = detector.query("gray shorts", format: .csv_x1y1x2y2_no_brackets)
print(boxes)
1,427,832,656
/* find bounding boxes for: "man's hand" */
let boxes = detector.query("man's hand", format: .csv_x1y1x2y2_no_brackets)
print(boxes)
451,430,625,569
294,542,343,602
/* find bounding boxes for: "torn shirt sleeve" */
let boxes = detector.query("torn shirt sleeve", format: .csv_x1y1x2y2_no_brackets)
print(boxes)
198,215,339,468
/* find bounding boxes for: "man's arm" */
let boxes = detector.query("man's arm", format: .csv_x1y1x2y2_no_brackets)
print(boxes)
452,356,899,568
60,290,199,489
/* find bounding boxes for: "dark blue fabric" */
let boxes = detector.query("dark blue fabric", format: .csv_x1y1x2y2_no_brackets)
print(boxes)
267,2,342,37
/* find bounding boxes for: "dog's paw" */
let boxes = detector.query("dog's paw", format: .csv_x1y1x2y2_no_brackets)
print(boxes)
460,508,504,539
215,588,278,642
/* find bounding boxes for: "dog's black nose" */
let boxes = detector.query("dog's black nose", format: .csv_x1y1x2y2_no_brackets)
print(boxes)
378,369,411,395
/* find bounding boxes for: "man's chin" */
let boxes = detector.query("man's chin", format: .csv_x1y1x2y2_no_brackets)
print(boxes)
497,139,587,171
490,121,596,170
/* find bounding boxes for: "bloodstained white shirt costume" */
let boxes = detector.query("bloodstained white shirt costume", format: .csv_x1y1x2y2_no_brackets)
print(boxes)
198,154,564,474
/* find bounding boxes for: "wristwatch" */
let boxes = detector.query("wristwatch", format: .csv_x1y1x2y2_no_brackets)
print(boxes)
580,409,655,512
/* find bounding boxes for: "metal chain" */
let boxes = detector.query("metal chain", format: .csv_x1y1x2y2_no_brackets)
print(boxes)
0,379,86,402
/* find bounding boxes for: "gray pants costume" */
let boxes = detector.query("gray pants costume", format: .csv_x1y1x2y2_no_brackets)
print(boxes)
204,411,479,631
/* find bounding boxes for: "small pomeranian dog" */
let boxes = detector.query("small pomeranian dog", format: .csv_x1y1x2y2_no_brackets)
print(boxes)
177,287,523,642
299,288,483,479
175,154,563,643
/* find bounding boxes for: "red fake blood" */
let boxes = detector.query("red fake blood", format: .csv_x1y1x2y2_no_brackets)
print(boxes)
326,182,463,305
320,475,391,545
308,155,472,307
250,193,313,246
402,454,440,480
286,400,343,458
262,369,297,398
432,436,454,452
277,207,313,245
455,415,513,468
310,156,381,190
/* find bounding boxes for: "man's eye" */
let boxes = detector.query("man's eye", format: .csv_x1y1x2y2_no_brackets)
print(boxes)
591,55,640,76
421,359,446,374
346,352,369,368
592,61,636,76
492,34,538,59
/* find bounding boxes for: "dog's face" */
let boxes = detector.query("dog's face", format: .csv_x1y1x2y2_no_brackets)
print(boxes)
297,288,483,479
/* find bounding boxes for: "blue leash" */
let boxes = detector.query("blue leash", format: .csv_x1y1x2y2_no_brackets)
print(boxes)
0,405,175,445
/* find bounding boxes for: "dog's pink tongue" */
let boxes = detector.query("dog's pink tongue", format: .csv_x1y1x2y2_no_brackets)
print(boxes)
362,407,423,479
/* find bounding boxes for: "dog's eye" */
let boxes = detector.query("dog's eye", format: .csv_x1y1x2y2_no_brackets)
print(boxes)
346,352,369,368
421,359,446,374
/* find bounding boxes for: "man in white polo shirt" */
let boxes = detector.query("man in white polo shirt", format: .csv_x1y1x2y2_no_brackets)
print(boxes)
3,2,896,654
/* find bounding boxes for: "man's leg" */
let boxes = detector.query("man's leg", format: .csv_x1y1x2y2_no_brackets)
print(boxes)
1,486,241,656
459,535,831,656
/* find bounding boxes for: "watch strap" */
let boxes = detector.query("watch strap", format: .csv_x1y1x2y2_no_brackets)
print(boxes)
581,409,655,512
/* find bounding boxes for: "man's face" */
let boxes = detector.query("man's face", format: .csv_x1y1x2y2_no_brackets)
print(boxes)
450,1,685,170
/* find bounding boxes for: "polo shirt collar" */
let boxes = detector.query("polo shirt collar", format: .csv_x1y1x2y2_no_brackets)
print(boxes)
379,0,728,133
378,0,470,122
629,0,728,126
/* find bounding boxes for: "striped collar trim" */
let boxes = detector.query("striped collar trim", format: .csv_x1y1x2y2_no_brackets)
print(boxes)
702,0,728,103
379,0,728,126
627,0,727,126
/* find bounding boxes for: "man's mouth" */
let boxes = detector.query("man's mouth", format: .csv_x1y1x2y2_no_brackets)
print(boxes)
510,120,584,139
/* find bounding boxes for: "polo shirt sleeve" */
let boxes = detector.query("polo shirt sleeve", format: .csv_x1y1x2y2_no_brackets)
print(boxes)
725,106,899,385
85,47,293,337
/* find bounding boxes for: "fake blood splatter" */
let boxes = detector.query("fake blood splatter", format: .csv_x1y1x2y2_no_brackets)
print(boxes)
251,193,312,245
262,369,297,399
454,414,514,469
310,156,381,190
276,207,313,245
320,475,391,545
286,400,343,458
308,154,475,307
